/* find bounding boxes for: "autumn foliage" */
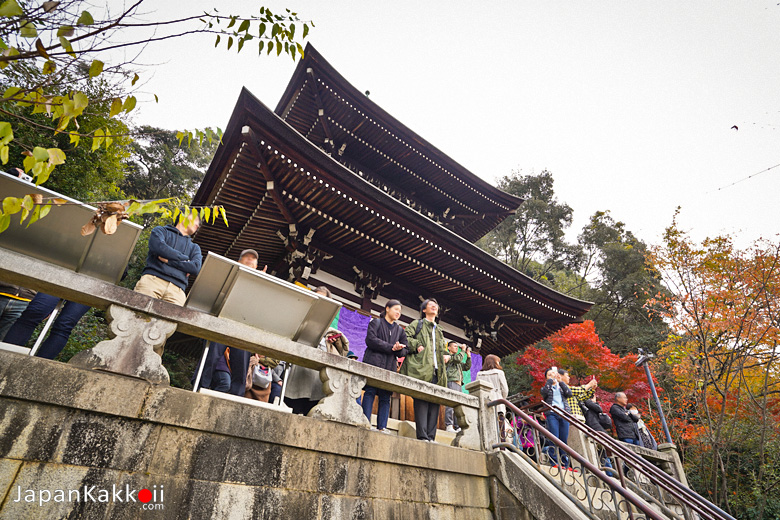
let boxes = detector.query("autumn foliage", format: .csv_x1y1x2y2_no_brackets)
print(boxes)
517,320,651,409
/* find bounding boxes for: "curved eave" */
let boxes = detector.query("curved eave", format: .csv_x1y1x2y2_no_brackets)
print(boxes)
274,44,523,234
195,88,591,327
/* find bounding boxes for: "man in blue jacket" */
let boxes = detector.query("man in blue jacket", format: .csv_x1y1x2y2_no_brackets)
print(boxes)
134,213,202,306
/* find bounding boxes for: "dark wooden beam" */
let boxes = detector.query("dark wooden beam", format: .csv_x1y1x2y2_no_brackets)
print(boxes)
241,126,297,226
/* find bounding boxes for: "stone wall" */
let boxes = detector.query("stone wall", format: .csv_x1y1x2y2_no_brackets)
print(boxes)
0,351,513,519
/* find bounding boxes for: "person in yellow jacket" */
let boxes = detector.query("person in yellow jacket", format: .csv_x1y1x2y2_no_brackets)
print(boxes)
400,298,450,441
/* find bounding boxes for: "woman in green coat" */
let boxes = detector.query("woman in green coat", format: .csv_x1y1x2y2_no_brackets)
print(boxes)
400,298,450,441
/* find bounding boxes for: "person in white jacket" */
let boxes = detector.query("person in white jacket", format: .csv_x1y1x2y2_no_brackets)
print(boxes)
477,354,510,440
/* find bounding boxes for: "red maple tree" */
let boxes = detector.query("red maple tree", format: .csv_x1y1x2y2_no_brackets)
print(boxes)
517,320,652,410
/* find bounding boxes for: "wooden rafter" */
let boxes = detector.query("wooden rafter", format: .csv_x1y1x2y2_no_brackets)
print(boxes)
241,126,297,225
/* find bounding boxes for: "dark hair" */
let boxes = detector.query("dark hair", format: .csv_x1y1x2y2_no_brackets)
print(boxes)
380,299,402,318
557,368,569,376
482,354,502,371
314,286,331,298
419,298,438,317
627,403,638,410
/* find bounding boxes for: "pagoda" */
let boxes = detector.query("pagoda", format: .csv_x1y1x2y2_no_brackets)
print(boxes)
192,44,591,357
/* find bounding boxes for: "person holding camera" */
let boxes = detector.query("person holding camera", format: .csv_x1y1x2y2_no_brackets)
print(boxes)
540,366,574,468
444,341,472,433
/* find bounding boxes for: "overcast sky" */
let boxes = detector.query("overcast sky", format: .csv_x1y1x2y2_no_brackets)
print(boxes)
121,1,780,248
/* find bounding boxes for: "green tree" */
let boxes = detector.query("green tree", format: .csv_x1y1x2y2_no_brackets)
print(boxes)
122,125,218,202
578,211,669,356
477,170,582,281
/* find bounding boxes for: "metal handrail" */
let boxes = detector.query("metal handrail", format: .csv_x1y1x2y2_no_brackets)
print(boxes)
489,398,667,520
537,401,735,520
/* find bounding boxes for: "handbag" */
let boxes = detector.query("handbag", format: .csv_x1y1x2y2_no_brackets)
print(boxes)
252,364,272,389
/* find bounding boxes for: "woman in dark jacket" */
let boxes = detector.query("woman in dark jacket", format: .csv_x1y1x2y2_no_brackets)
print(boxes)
361,299,408,433
582,397,616,475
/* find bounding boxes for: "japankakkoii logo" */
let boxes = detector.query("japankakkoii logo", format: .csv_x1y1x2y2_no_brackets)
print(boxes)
13,484,164,511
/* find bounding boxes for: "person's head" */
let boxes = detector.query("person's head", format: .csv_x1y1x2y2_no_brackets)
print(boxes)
347,350,358,360
627,404,639,413
175,211,201,236
381,299,402,322
419,298,438,320
546,369,558,381
615,392,628,406
482,354,502,371
314,286,331,298
238,249,259,269
447,341,459,354
557,368,570,385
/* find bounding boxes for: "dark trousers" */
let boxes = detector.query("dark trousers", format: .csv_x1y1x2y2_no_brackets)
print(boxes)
269,380,283,405
543,411,571,467
211,370,231,392
362,386,391,430
413,371,440,441
620,437,639,445
4,293,89,360
0,296,30,341
193,342,251,397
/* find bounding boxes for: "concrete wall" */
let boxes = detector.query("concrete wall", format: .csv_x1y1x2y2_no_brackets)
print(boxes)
0,351,510,519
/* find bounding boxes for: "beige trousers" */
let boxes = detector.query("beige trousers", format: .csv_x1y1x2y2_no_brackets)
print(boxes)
134,274,186,355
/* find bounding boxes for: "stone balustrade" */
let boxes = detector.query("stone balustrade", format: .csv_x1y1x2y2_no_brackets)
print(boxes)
0,248,492,451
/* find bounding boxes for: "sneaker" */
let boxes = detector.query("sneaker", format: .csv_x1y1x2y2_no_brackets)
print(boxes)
371,427,391,434
445,425,456,433
566,467,580,473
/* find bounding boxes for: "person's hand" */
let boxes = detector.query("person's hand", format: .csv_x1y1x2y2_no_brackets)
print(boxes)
417,346,424,353
277,380,283,386
158,256,168,263
443,354,451,363
262,265,268,273
466,347,472,357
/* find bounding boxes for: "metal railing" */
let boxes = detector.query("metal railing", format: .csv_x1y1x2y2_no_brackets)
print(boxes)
489,398,736,520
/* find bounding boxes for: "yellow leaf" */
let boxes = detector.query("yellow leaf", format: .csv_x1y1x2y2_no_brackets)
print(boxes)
47,147,65,165
0,145,7,164
109,98,122,117
88,59,103,78
0,0,24,17
3,196,21,215
122,95,136,113
0,213,9,233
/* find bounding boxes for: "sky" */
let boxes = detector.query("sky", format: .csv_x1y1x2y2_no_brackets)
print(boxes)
116,0,780,249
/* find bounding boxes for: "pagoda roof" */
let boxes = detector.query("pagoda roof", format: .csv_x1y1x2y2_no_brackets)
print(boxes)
274,44,524,243
192,88,591,357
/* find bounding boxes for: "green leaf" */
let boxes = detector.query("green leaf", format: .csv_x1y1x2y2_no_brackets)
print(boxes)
3,86,21,100
88,59,103,77
258,40,264,53
91,128,104,151
289,23,295,38
214,34,220,47
227,16,236,28
35,38,49,58
131,73,140,86
0,120,14,144
72,91,88,111
271,23,279,38
77,10,94,25
21,194,33,212
42,60,55,74
35,163,53,185
0,145,8,164
258,22,266,37
290,44,296,61
57,25,74,37
68,132,79,147
32,146,49,162
40,202,51,219
109,97,122,117
0,0,23,17
267,40,273,55
227,36,233,50
22,154,35,172
203,206,211,224
19,20,37,38
303,23,309,39
238,19,250,33
47,147,65,165
122,95,136,113
276,40,282,56
0,213,9,233
3,196,21,214
104,133,113,148
26,205,41,227
58,36,74,57
154,94,158,103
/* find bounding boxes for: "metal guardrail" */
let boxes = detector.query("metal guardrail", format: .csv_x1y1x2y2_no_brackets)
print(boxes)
488,398,736,520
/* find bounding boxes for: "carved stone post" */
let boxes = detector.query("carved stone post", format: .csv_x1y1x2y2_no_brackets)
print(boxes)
451,401,480,451
464,379,499,452
309,366,371,428
69,304,176,385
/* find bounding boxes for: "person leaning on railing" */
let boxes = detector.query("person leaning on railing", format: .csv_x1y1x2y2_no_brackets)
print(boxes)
476,354,509,441
610,392,640,445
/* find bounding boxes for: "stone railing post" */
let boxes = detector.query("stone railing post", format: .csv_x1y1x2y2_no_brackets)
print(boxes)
463,379,499,452
309,366,371,428
69,304,176,385
658,443,689,487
